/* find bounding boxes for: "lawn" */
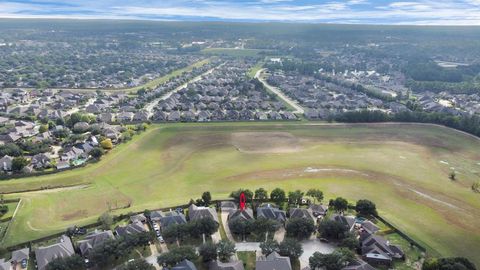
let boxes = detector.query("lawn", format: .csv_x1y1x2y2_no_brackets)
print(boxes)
237,251,256,270
1,122,480,266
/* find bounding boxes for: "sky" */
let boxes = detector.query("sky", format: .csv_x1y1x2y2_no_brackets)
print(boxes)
0,0,480,25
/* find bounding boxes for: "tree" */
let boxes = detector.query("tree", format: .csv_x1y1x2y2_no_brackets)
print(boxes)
306,189,323,203
309,248,355,270
39,124,49,133
98,212,113,230
229,218,253,236
90,147,104,159
202,191,212,206
217,240,236,262
270,188,286,207
285,218,315,240
191,218,219,238
339,233,359,250
318,219,348,240
46,255,86,270
119,259,155,270
199,242,218,262
252,218,279,236
230,189,253,202
449,171,456,181
288,190,304,205
330,197,348,213
279,238,303,259
157,246,197,267
100,138,113,150
422,257,476,270
355,199,377,216
254,188,269,202
260,239,279,255
12,157,29,172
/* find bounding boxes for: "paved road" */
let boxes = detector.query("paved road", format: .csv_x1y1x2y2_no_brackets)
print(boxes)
299,239,335,269
255,68,305,114
144,63,225,118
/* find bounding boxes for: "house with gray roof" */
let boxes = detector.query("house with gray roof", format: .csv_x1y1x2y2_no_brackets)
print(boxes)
342,260,376,270
308,204,328,217
158,211,187,230
289,208,315,222
11,247,30,267
228,209,254,222
34,235,75,270
31,153,51,169
188,204,219,223
330,214,356,232
360,233,404,267
256,204,286,223
114,220,147,238
256,252,291,270
0,155,13,172
209,260,245,270
77,230,114,257
171,259,197,270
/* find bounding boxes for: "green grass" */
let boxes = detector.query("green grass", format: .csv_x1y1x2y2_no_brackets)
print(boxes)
0,201,19,221
1,122,480,266
247,61,264,78
201,48,267,57
217,212,227,240
237,251,256,270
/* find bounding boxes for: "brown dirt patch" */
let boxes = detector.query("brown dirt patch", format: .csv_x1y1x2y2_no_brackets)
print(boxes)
231,132,301,153
62,209,88,221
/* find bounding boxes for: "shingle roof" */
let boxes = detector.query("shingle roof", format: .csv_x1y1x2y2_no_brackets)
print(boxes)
256,252,292,270
35,235,75,270
209,260,245,270
188,204,219,223
172,259,197,270
11,247,30,263
257,205,286,222
77,230,114,256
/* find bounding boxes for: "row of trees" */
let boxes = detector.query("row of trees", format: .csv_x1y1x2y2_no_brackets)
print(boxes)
162,217,219,243
229,188,324,207
335,110,480,138
229,217,280,240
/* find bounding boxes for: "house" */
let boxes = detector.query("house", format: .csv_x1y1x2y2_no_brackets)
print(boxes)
361,220,380,234
157,211,187,230
220,201,237,214
117,112,134,122
31,153,51,169
228,209,254,221
308,204,328,217
114,220,146,237
0,259,11,270
209,260,245,270
330,214,356,232
61,147,85,161
256,204,286,223
256,252,292,270
361,233,404,267
289,208,315,222
35,235,75,270
0,155,13,171
171,259,197,270
188,204,219,223
77,230,114,257
11,247,30,268
56,161,70,170
342,260,376,270
130,213,147,224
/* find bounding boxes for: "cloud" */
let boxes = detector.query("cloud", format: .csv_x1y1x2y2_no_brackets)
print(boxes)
0,0,479,25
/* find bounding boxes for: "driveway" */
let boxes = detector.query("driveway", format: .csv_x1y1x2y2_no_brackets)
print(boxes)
299,239,335,269
235,242,262,256
221,211,235,241
274,227,286,242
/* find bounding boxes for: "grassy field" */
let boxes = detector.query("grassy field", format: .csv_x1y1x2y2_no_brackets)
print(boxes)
247,61,265,78
1,122,480,266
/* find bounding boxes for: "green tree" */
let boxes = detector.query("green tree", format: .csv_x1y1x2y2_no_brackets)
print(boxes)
270,188,286,207
309,248,355,270
288,190,304,205
202,191,212,206
230,189,253,202
98,212,113,230
157,246,197,267
100,138,113,150
330,197,348,213
254,188,269,202
90,147,104,159
285,218,315,240
279,238,303,259
229,218,253,236
39,124,49,133
306,189,324,203
260,239,279,256
355,199,377,216
46,255,86,270
217,240,236,262
422,257,476,270
318,219,348,240
199,242,218,262
339,233,359,250
252,218,279,236
12,157,29,172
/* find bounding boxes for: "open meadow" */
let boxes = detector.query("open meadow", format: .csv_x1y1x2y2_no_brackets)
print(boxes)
1,122,480,265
